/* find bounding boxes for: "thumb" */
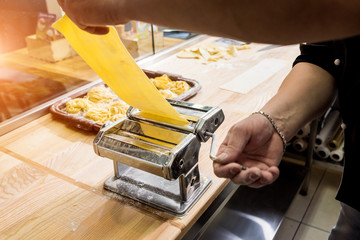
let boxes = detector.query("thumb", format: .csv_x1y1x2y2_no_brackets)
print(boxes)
215,132,248,164
57,0,64,7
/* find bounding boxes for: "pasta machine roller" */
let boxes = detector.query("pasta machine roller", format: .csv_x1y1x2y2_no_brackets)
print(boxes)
93,99,224,216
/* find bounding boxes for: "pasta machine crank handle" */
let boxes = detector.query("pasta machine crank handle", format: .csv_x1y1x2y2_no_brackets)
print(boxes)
205,132,248,170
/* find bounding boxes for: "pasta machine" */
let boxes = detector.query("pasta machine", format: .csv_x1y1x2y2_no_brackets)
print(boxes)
93,99,224,216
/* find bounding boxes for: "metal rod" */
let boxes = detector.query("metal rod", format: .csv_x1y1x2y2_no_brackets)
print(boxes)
300,118,318,195
151,24,155,54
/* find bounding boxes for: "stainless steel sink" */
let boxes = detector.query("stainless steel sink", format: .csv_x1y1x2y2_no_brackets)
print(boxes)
183,160,306,240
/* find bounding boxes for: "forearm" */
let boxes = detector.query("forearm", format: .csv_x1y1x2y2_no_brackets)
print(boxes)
124,0,360,44
260,62,337,141
59,0,360,44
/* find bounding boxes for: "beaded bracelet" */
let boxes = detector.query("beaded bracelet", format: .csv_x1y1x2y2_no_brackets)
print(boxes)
252,111,287,153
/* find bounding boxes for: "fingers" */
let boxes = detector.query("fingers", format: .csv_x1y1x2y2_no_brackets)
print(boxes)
213,162,245,178
231,166,280,188
83,26,110,35
214,160,280,187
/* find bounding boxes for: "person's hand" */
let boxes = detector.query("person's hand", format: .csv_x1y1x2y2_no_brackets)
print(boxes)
213,113,284,188
57,0,130,34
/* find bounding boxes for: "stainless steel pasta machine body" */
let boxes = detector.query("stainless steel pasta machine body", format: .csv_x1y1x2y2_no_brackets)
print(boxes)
93,99,224,216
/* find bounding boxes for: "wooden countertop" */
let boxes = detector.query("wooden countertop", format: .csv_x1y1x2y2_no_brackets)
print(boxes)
0,37,300,240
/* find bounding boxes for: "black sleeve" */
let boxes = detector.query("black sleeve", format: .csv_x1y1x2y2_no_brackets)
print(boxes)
293,41,340,79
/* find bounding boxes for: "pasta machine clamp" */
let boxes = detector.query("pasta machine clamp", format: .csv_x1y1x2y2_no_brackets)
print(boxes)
93,99,224,216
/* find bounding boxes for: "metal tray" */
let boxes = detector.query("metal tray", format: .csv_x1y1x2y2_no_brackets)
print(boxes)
50,69,201,132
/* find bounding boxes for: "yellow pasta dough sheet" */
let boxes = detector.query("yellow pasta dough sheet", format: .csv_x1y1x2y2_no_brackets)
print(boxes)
52,15,188,126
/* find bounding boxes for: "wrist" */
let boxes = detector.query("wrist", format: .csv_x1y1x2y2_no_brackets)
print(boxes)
252,111,287,153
